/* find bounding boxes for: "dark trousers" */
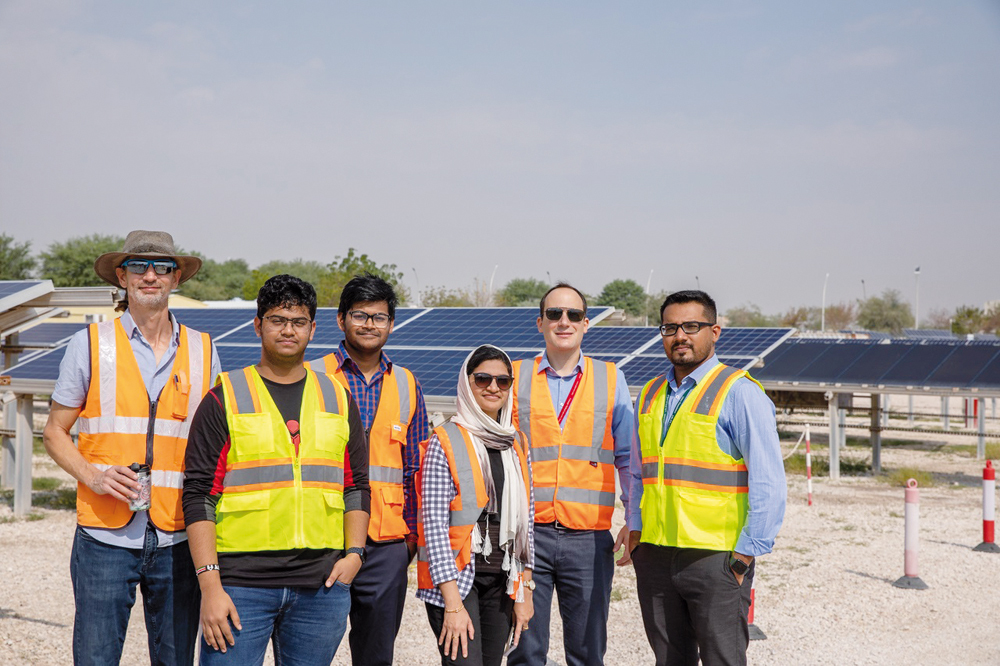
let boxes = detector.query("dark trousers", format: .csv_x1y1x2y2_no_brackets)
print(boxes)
425,572,514,666
507,524,615,666
632,544,754,666
348,540,411,666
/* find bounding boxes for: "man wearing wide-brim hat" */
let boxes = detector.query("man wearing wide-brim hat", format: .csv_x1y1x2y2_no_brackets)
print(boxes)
43,230,221,665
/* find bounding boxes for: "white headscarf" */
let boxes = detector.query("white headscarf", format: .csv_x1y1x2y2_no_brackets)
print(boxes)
451,345,531,600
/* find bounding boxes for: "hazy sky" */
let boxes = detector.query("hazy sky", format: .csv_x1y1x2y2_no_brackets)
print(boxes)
2,1,999,317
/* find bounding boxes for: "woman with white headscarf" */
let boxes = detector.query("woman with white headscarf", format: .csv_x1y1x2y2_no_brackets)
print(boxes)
416,345,535,666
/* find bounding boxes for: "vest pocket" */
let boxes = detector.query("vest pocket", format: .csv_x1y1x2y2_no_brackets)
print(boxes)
216,491,270,551
313,413,349,456
230,413,275,456
376,485,407,540
675,488,733,550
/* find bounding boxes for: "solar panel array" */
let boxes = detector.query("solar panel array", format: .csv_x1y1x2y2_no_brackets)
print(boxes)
903,328,956,340
755,338,1000,389
0,280,51,312
3,305,797,397
8,321,87,346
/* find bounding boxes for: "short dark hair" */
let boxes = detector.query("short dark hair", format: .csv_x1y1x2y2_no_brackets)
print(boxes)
466,345,513,376
338,272,397,320
256,274,317,321
659,290,717,323
539,282,587,317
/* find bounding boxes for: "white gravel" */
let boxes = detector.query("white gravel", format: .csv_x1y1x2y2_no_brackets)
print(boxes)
2,435,999,665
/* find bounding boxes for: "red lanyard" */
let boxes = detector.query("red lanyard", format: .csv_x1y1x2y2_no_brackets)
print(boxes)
557,369,584,424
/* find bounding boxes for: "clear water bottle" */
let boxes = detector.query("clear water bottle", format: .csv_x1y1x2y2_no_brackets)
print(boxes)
128,462,152,511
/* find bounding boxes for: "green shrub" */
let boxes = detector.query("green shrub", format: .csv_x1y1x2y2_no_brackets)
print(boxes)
884,468,935,488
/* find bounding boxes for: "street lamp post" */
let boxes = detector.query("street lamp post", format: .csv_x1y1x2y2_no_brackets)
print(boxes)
861,279,866,301
821,272,830,332
488,264,499,306
914,267,921,329
411,268,422,307
645,269,654,327
695,275,700,290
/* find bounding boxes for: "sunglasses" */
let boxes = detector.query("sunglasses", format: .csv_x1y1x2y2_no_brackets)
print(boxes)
471,373,514,390
121,259,178,275
543,307,586,323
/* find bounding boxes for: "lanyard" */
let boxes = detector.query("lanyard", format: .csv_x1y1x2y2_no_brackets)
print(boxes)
557,369,584,425
660,384,692,447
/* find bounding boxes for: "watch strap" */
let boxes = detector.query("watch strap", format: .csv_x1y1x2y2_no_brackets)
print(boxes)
346,546,366,564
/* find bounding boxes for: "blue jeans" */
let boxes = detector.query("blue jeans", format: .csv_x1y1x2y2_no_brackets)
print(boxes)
507,524,615,666
70,525,200,666
200,582,352,666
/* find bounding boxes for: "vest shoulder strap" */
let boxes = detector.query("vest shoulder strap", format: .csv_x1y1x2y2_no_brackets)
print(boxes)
639,375,668,415
691,364,744,417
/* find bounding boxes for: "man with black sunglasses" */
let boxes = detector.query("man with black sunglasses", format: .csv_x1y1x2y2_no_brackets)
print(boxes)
508,282,637,666
304,273,430,666
624,290,786,666
43,230,221,665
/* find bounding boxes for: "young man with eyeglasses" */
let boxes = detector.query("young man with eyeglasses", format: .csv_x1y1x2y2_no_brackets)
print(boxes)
304,272,430,666
43,230,221,665
623,290,786,666
507,282,637,666
183,274,370,665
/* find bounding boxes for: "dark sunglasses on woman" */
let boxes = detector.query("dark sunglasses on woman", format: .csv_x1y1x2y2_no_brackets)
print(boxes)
472,373,514,390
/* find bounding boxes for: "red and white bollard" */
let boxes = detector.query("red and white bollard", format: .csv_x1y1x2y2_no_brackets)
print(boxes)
973,460,1000,553
892,478,928,590
805,424,813,506
747,576,766,640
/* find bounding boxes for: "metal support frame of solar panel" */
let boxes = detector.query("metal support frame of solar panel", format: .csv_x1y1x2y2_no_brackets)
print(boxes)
5,322,87,348
0,280,54,313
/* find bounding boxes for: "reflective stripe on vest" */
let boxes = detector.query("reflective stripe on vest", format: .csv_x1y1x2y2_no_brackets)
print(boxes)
216,366,349,552
307,351,417,542
512,356,617,530
76,318,212,531
637,363,758,551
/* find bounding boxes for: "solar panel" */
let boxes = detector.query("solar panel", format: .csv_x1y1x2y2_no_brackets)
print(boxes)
0,280,51,312
584,327,659,355
925,345,1000,387
388,308,545,349
904,329,955,339
836,343,909,385
753,341,836,382
172,308,255,339
10,322,86,346
717,328,793,358
3,346,67,380
972,354,1000,387
879,344,954,386
795,341,873,382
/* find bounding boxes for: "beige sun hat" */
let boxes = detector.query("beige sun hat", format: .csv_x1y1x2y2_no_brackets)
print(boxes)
93,230,203,287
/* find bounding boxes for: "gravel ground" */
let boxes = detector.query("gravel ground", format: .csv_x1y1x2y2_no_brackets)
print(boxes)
3,430,999,665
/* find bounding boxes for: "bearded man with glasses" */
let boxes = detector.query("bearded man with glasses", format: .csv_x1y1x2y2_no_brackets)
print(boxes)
304,272,430,666
43,230,221,665
623,290,786,666
507,282,637,666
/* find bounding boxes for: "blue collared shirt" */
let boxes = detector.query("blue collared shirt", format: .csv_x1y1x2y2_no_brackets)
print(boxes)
330,342,430,537
52,310,221,549
626,354,786,557
536,351,637,515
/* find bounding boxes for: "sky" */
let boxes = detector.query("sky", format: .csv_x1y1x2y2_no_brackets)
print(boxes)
2,1,999,318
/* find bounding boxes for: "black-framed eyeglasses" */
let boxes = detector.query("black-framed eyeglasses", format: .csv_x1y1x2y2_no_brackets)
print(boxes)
471,373,514,390
264,315,312,330
543,307,586,323
347,310,391,329
659,321,714,337
121,259,178,275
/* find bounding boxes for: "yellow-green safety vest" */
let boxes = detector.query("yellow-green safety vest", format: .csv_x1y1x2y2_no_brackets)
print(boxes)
637,362,763,551
216,366,351,552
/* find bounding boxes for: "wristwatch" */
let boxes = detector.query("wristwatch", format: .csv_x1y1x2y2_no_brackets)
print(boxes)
729,553,751,576
346,546,367,564
524,578,536,591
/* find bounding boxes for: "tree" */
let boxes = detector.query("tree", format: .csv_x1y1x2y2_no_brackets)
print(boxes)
856,289,913,333
823,302,856,331
925,307,953,331
181,256,251,302
779,306,819,330
326,248,409,305
241,259,330,301
597,279,647,317
496,278,549,307
40,234,124,287
0,234,35,279
422,286,474,307
724,303,778,327
951,305,985,336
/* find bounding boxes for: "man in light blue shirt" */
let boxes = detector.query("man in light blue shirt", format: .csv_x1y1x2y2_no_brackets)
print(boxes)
621,290,785,666
43,231,220,666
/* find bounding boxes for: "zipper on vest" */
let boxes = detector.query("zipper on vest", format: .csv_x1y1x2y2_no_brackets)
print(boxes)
145,399,157,467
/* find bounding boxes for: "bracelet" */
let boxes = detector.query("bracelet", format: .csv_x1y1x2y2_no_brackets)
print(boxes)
444,605,464,614
195,564,220,576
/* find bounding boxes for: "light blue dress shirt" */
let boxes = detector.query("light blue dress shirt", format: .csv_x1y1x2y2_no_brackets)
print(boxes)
626,354,786,556
536,351,637,515
52,311,221,549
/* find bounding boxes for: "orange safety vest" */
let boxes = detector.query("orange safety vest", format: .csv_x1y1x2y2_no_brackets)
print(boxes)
306,352,418,541
76,318,213,532
512,356,617,531
416,422,530,593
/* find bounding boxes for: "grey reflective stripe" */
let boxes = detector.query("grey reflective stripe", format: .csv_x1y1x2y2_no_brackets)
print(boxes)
394,368,411,425
516,360,533,445
662,463,748,489
184,328,206,421
301,465,345,485
641,376,667,415
530,445,560,463
224,464,295,488
641,462,659,480
693,365,741,416
442,422,482,526
418,545,460,564
314,372,341,415
590,361,610,450
534,486,555,502
227,370,257,414
369,465,404,484
96,321,117,418
558,444,614,465
555,487,615,507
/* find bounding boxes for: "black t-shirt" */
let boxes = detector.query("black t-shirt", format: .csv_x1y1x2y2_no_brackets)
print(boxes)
183,373,370,588
475,447,507,574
